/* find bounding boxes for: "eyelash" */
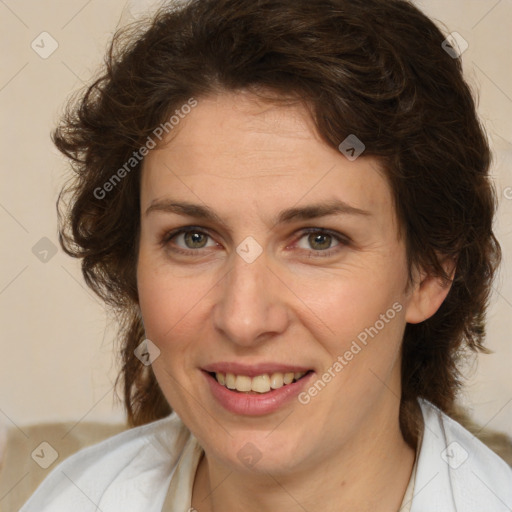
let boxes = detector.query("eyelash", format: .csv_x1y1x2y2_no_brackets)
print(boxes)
159,226,351,258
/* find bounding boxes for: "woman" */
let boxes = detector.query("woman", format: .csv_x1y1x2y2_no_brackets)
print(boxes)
21,0,512,510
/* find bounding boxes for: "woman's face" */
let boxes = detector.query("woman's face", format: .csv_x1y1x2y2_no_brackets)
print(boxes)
137,92,426,474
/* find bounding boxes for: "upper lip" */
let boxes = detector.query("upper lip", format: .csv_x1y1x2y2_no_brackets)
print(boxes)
202,362,313,377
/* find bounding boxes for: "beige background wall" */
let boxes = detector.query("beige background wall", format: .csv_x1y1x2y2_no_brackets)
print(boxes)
1,0,511,438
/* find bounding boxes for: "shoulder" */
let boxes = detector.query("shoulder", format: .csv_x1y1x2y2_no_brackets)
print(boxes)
20,412,191,512
412,398,512,512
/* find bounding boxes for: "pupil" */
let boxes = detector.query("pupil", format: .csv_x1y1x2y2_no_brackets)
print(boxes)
186,232,207,248
309,233,331,250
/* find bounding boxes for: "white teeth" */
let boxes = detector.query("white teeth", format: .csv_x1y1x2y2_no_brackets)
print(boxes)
270,372,284,389
213,371,308,393
251,374,271,393
235,375,252,392
225,373,236,390
283,372,295,385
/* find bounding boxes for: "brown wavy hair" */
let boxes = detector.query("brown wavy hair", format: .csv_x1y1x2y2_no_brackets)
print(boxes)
53,0,501,445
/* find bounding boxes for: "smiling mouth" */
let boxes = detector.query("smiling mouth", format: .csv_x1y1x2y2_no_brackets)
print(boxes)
209,371,313,394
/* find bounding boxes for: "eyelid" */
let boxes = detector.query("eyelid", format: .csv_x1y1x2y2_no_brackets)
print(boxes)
293,227,352,246
160,225,351,258
159,225,218,251
160,225,210,244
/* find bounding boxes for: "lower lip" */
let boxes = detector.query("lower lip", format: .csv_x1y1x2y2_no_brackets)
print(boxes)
203,371,314,416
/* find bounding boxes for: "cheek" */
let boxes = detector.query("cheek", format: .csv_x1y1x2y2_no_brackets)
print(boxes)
136,248,216,358
138,277,192,344
289,261,407,355
137,268,201,403
137,247,187,343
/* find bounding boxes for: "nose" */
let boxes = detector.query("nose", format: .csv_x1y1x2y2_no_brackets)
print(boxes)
212,250,290,347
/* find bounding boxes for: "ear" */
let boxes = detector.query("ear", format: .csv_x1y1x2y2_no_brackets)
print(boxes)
405,257,457,324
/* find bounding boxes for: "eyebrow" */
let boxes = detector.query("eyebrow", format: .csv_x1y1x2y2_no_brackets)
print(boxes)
145,198,371,226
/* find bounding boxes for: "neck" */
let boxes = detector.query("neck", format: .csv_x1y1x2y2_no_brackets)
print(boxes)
192,401,416,512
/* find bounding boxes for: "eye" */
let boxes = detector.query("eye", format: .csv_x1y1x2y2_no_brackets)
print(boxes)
161,226,218,254
294,228,349,256
298,231,338,251
177,230,211,249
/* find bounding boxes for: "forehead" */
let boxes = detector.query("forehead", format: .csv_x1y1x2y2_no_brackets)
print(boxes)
150,93,329,174
141,92,396,231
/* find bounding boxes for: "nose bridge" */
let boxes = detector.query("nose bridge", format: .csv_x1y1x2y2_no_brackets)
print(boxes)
213,250,289,345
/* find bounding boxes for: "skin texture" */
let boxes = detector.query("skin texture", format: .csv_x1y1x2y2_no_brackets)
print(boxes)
137,92,453,512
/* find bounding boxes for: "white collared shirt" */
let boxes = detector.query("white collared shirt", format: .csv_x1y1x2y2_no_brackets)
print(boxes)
20,399,512,511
